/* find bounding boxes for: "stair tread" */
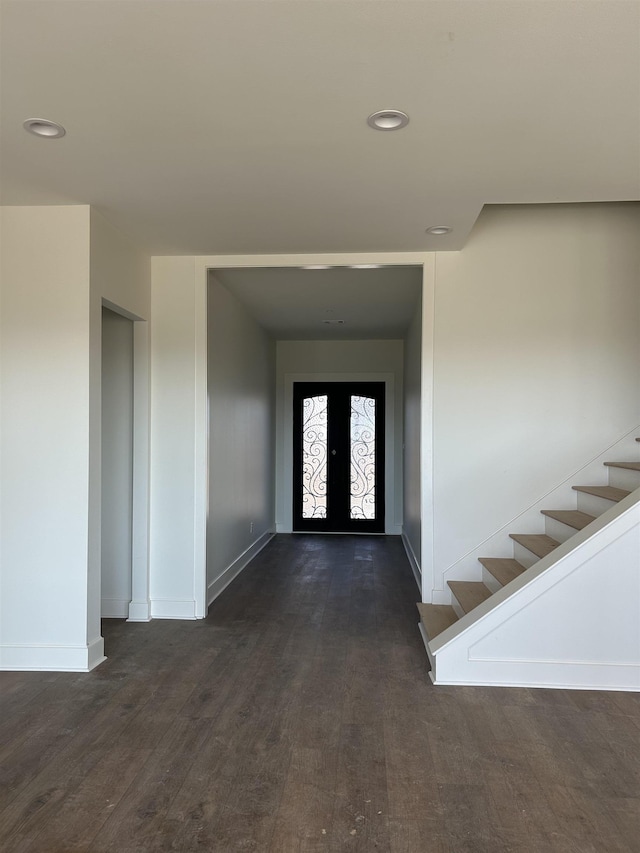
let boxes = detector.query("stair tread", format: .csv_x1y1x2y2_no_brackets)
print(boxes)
447,581,492,614
417,603,458,641
540,509,595,530
603,461,640,471
479,557,527,586
572,484,630,502
510,533,560,558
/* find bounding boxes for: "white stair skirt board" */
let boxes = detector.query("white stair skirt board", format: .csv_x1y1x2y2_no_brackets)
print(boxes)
436,428,640,594
101,598,130,619
428,492,640,691
207,530,275,609
0,636,106,672
401,530,421,592
150,598,198,619
127,599,152,622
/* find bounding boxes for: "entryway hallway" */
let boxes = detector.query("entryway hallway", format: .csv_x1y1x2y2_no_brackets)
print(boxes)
1,535,638,851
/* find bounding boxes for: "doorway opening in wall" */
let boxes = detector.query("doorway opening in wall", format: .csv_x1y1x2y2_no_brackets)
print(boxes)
100,301,150,637
205,262,425,606
101,306,134,620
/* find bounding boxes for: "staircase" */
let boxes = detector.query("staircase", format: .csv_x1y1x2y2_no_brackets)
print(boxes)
418,438,640,690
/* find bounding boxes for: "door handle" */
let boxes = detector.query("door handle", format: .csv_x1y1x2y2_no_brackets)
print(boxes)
331,449,337,456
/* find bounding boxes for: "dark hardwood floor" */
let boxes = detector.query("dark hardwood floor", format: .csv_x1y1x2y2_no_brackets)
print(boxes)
1,534,639,852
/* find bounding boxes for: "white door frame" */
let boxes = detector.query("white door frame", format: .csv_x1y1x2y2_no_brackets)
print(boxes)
101,298,151,622
192,253,435,614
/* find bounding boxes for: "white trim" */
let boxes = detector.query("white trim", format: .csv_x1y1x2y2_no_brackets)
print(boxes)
130,319,151,625
402,530,422,591
194,267,208,619
420,256,436,603
101,598,130,618
207,530,275,608
127,599,152,622
0,637,106,672
193,252,433,622
150,598,197,619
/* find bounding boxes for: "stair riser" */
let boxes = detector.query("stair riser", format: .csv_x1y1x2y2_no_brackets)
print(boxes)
575,491,620,517
544,517,581,545
450,595,466,620
482,566,503,594
513,542,539,568
607,467,640,491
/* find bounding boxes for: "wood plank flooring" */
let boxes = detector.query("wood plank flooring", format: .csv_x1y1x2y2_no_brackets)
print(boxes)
1,534,639,852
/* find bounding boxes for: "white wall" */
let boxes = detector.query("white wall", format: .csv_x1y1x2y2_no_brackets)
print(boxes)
0,205,150,671
101,308,134,617
0,206,95,670
432,203,640,596
149,256,205,619
207,275,275,603
402,295,422,578
275,339,403,534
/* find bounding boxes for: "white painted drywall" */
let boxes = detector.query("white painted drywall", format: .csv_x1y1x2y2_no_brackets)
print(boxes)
0,205,151,670
432,203,640,597
403,295,422,573
0,206,95,669
148,256,203,618
101,307,134,617
275,339,403,533
207,275,275,599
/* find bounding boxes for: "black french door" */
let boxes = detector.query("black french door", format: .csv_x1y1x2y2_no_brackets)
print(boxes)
293,382,385,533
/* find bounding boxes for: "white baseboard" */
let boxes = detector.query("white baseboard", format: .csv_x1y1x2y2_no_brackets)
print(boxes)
401,531,421,593
127,599,151,622
150,598,197,619
101,598,130,618
208,530,275,609
0,637,106,672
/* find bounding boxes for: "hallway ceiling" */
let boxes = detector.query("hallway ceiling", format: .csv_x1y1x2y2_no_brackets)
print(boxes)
1,1,639,255
213,265,423,339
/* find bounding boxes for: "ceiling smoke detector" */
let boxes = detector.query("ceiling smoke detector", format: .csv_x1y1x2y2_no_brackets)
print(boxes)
367,110,409,131
23,118,66,138
426,225,452,235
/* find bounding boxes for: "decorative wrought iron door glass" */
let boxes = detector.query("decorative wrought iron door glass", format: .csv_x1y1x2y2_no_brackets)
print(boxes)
350,396,376,519
301,395,328,519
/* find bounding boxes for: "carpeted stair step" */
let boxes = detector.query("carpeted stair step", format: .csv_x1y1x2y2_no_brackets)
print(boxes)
479,557,527,587
540,509,595,530
447,580,492,615
572,484,630,502
509,533,559,559
417,602,458,642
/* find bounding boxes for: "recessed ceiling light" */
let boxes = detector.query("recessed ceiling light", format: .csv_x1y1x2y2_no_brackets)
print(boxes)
367,110,409,131
349,264,383,269
23,118,66,138
302,265,332,270
426,226,452,235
